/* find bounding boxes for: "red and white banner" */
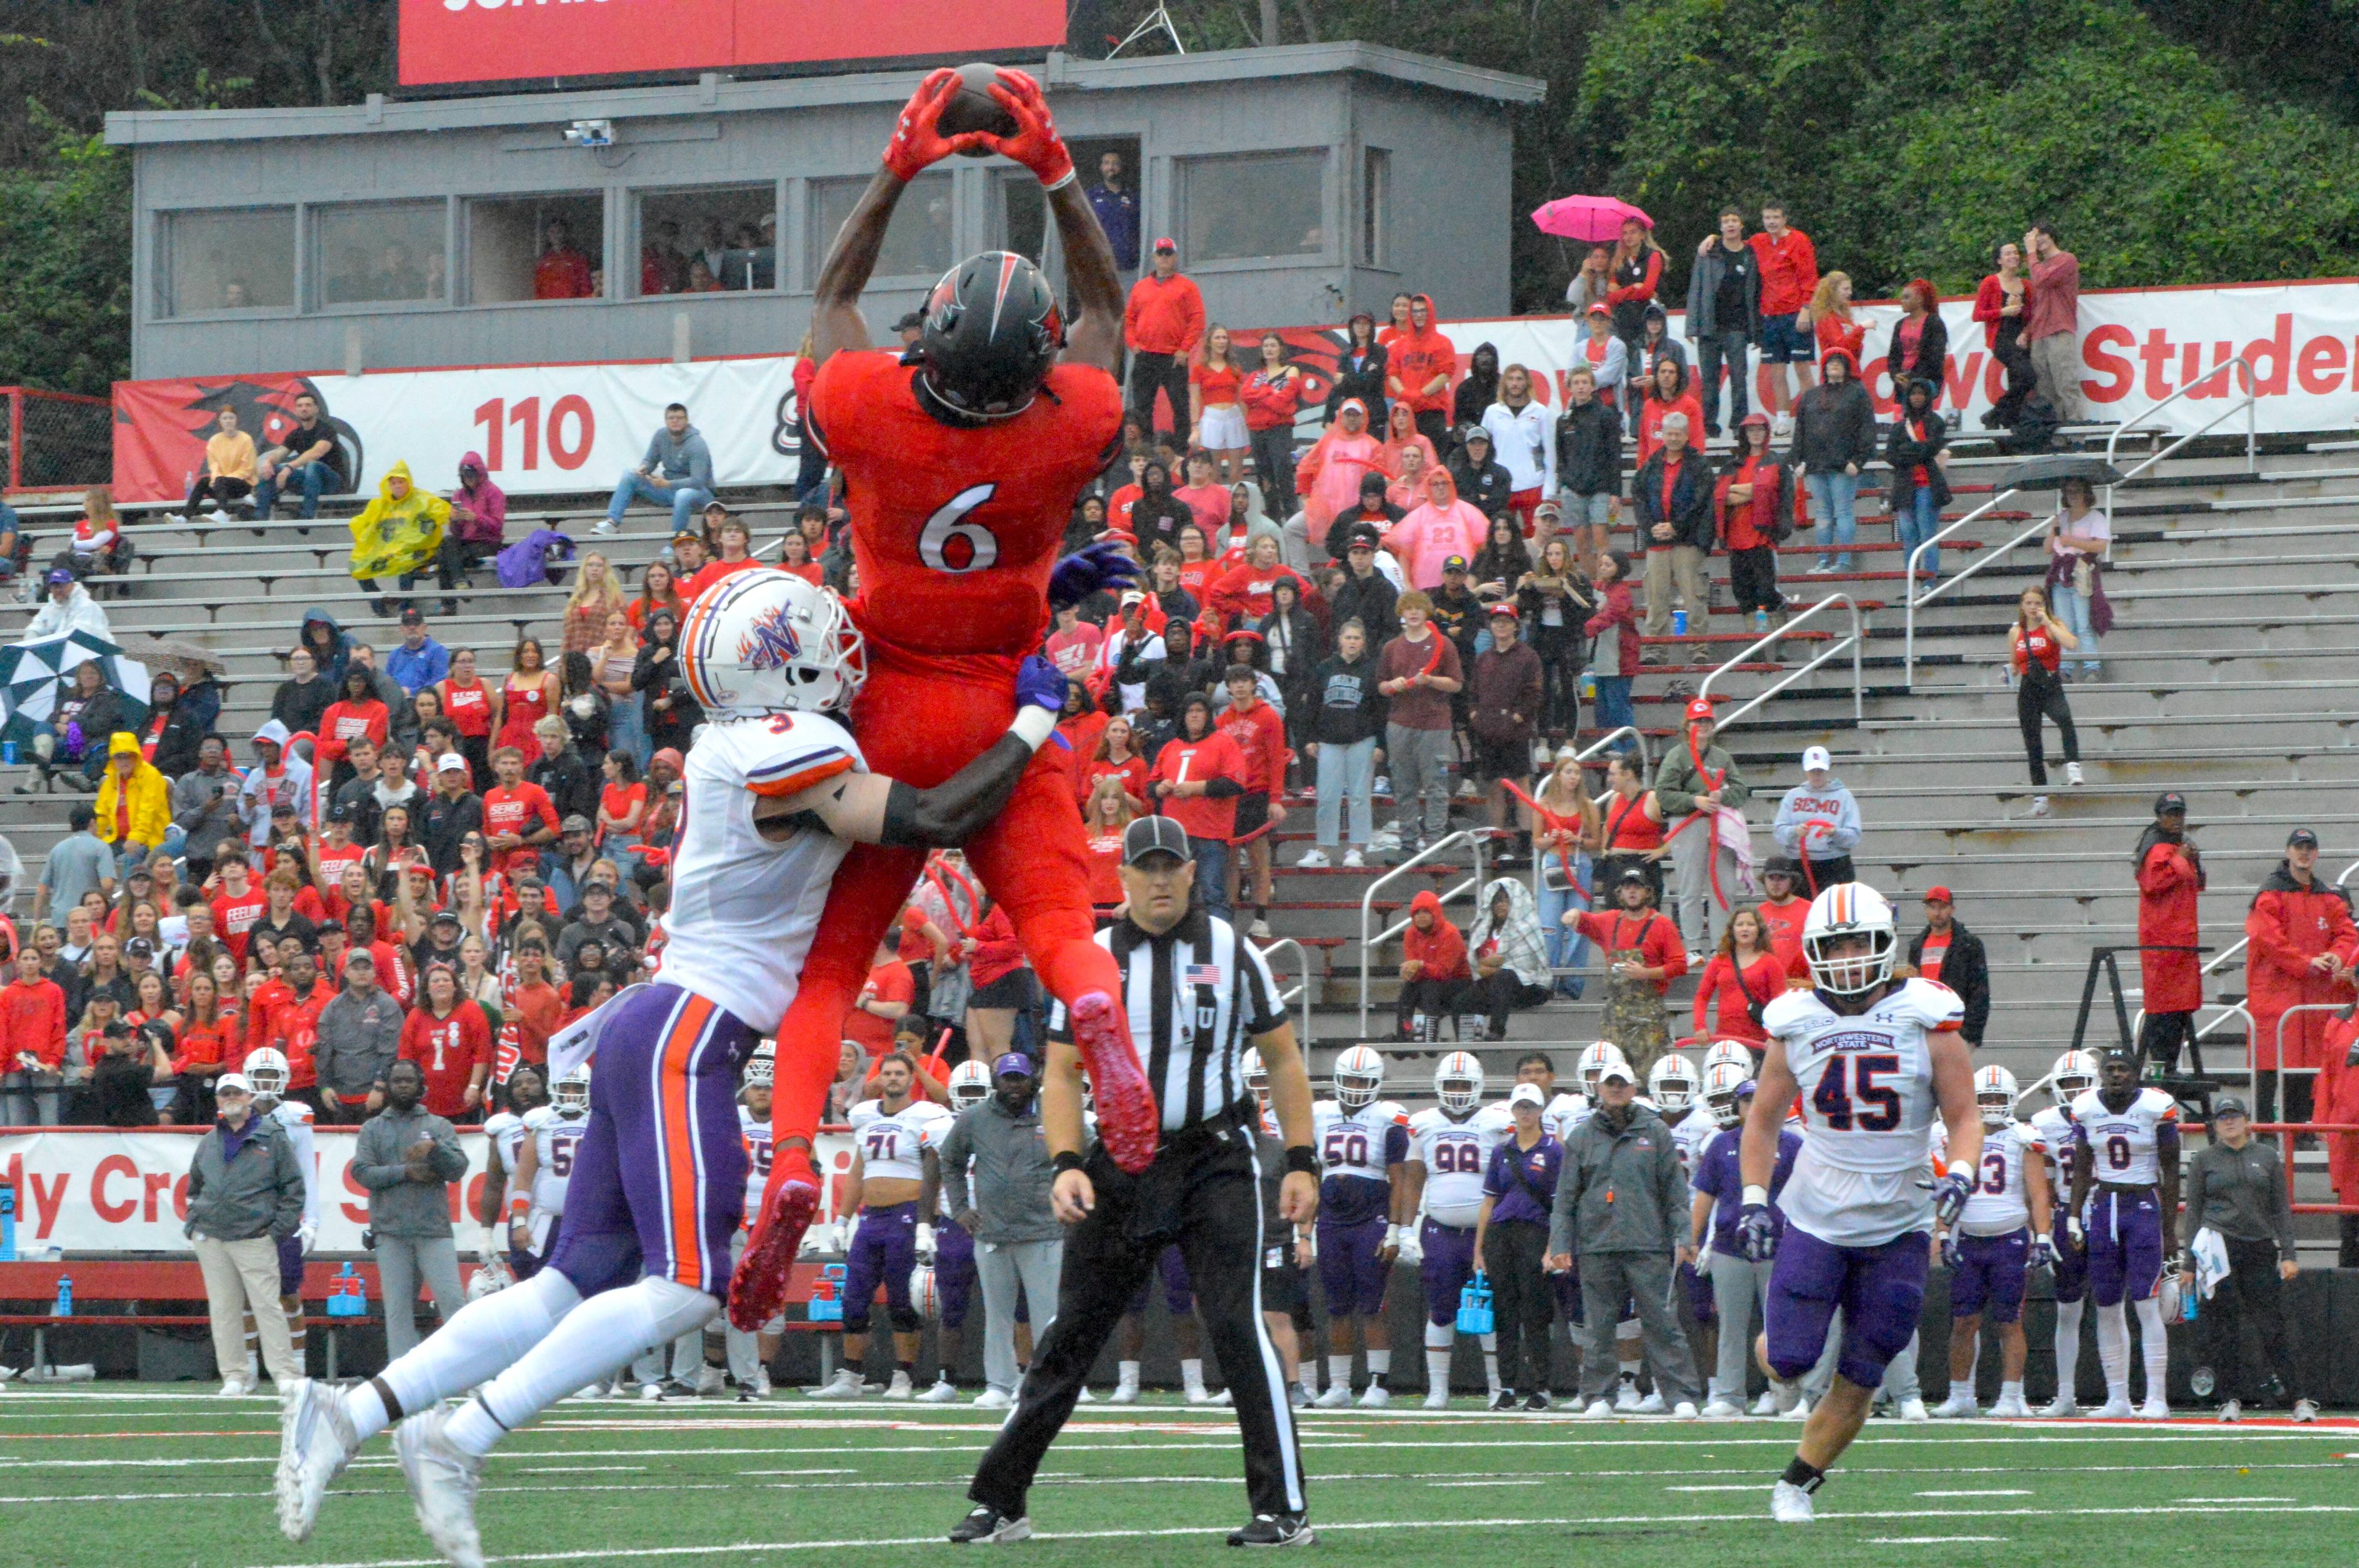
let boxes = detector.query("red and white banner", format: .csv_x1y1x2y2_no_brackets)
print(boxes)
0,1128,854,1256
109,277,2359,504
397,0,1067,88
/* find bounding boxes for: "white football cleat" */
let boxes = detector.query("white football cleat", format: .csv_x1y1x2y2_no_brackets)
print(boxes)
1770,1479,1815,1524
2040,1394,2079,1418
807,1367,864,1400
1931,1391,1979,1419
917,1377,959,1403
1109,1383,1140,1405
1580,1399,1614,1419
394,1408,486,1568
1357,1384,1390,1408
1313,1384,1352,1408
1700,1398,1745,1418
1635,1391,1668,1415
2065,762,2085,787
1769,1378,1802,1415
1898,1398,1930,1422
2092,1395,2135,1419
752,1369,772,1398
881,1370,915,1401
2215,1398,2241,1424
694,1364,727,1397
1673,1400,1700,1419
1791,1397,1814,1421
2137,1397,2169,1420
1423,1387,1450,1411
276,1378,357,1542
1750,1390,1780,1416
1185,1386,1218,1406
1990,1392,2031,1418
972,1387,1013,1410
1614,1381,1642,1413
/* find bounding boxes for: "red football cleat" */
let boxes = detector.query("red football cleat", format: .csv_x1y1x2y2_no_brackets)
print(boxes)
1068,990,1159,1175
729,1155,819,1333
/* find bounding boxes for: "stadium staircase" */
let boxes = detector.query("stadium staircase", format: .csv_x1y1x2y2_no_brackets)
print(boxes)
1,421,2351,1252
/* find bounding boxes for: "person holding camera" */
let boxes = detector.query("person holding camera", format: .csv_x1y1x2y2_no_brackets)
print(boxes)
351,1058,470,1359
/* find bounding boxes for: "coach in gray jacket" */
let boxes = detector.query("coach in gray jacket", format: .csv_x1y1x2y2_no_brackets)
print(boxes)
185,1071,307,1393
312,950,406,1123
1546,1059,1704,1416
351,1059,470,1359
929,1051,1063,1403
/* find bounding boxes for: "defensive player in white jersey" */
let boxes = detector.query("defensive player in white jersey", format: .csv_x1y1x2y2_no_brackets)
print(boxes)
2066,1050,2181,1419
721,1045,780,1400
811,1050,957,1400
913,1059,995,1404
278,571,1074,1562
241,1049,319,1380
1739,884,1981,1523
1649,1052,1719,1388
2030,1048,2097,1414
1931,1066,2054,1419
1403,1051,1515,1408
476,1066,544,1282
1307,1045,1410,1406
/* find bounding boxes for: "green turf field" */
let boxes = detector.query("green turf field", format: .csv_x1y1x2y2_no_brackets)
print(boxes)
0,1387,2352,1567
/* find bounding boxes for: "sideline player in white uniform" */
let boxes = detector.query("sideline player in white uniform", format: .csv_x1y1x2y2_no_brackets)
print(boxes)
278,571,1076,1564
1402,1051,1514,1408
1308,1046,1410,1406
475,1065,544,1285
507,1066,591,1269
2066,1051,2181,1419
1738,884,1981,1523
240,1049,319,1381
724,1045,780,1400
811,1053,955,1399
1931,1066,2053,1419
913,1059,994,1404
2030,1048,2097,1414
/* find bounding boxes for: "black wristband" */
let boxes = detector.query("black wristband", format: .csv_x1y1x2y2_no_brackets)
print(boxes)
1285,1145,1318,1177
1052,1151,1086,1176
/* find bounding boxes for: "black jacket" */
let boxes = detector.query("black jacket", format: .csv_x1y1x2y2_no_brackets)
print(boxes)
1516,571,1595,658
1907,920,1990,1045
1452,343,1501,431
272,674,334,739
1307,650,1387,746
1555,399,1623,497
1685,239,1760,338
1256,605,1324,711
1786,358,1880,473
144,690,212,780
530,746,599,827
1321,502,1401,564
418,789,484,878
1632,448,1716,552
1446,451,1515,521
1325,344,1389,427
632,634,702,751
1885,406,1954,507
1885,313,1950,399
1328,568,1399,645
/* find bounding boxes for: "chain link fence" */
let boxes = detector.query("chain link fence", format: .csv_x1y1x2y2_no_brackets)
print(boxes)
2,388,113,496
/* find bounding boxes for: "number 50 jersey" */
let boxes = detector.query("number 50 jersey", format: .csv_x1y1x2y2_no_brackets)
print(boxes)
1312,1099,1410,1227
1762,977,1963,1247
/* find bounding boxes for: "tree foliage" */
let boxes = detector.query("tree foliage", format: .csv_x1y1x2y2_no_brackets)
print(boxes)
0,107,133,396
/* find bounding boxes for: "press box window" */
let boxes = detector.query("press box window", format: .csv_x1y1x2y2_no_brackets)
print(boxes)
157,208,294,316
1181,151,1326,264
466,193,606,305
810,174,953,282
313,201,448,308
636,186,777,295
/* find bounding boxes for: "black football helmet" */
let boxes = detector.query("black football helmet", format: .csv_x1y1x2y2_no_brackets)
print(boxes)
912,251,1064,423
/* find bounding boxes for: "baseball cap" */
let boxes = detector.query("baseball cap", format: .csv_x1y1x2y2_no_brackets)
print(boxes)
429,909,462,928
399,607,425,626
1737,411,1771,430
326,802,353,824
670,529,702,546
1762,856,1801,880
1345,523,1380,550
216,1072,254,1097
1923,886,1954,905
1461,424,1491,445
993,1051,1036,1080
1152,236,1177,253
1801,744,1832,771
436,752,468,773
2288,828,2319,849
270,800,297,817
1597,1061,1636,1086
1586,302,1610,316
44,567,73,585
125,937,155,961
1685,697,1715,722
1122,814,1192,866
1508,1083,1545,1109
1487,602,1519,622
2212,1094,2250,1119
2154,790,2188,814
1120,589,1146,608
1442,555,1469,573
891,310,925,333
560,813,594,835
1616,865,1651,887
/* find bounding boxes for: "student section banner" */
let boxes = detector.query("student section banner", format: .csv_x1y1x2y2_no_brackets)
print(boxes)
0,1126,855,1256
108,278,2359,504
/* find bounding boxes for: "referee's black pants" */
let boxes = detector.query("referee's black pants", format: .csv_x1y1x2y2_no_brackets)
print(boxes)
2198,1236,2305,1404
969,1117,1308,1522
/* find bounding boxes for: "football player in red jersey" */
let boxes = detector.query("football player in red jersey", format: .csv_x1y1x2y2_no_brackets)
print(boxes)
730,67,1160,1331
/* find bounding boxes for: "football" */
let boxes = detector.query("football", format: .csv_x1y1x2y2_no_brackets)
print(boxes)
939,61,1018,156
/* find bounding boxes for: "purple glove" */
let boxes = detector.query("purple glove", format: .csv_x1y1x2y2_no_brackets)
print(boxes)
1047,541,1140,612
1015,654,1067,716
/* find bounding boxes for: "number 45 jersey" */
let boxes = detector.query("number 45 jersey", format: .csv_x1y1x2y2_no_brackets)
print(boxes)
1312,1100,1410,1226
1762,977,1963,1247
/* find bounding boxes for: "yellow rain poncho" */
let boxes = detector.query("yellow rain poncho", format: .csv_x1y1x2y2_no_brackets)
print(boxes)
347,461,450,582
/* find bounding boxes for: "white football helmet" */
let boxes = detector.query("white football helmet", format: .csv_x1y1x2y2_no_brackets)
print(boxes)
1577,1040,1629,1102
1702,1040,1754,1080
743,1042,775,1090
1801,882,1898,997
241,1048,289,1109
676,568,867,719
1434,1051,1484,1115
553,1063,592,1117
1333,1045,1385,1110
466,1251,513,1303
1242,1047,1267,1098
1975,1064,2020,1130
1648,1052,1699,1112
909,1264,941,1324
2051,1049,2099,1107
1702,1060,1752,1129
947,1060,993,1111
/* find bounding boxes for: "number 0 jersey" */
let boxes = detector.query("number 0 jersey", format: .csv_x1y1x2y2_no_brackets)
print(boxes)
2069,1086,2180,1187
651,714,866,1036
522,1104,589,1218
1407,1105,1514,1227
1312,1100,1410,1225
1762,977,1962,1246
848,1097,952,1184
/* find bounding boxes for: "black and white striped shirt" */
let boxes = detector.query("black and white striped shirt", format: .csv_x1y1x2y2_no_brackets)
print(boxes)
1047,909,1287,1133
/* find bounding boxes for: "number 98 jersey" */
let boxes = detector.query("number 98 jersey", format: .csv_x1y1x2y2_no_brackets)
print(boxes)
2068,1086,2179,1187
1406,1105,1514,1228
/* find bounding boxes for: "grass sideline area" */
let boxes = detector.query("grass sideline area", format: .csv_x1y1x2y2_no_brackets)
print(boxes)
0,1389,2352,1566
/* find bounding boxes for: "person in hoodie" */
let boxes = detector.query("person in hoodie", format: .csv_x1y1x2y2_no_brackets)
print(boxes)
1387,467,1489,593
1328,523,1400,645
135,669,208,782
1446,425,1514,524
1396,887,1473,1042
1554,366,1623,574
1885,375,1952,581
599,402,714,534
438,452,507,609
272,647,336,741
1324,311,1389,430
1379,400,1441,485
1462,878,1552,1040
1310,470,1400,567
2242,828,2359,1123
347,465,450,616
240,719,315,845
1294,399,1390,540
1786,347,1879,574
23,567,112,644
1714,412,1792,629
1452,341,1501,435
1481,364,1556,535
1773,744,1861,889
1686,206,1761,438
2134,792,2205,1075
1386,292,1458,453
297,608,353,692
1128,459,1197,563
1297,617,1385,869
1634,356,1704,469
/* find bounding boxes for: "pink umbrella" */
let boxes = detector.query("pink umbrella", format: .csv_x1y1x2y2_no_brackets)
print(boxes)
1530,195,1653,244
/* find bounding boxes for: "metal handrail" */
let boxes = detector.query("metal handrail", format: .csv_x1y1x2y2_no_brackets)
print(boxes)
1696,593,1864,735
1520,725,1653,935
1255,937,1317,1048
1901,486,2025,686
1356,829,1492,1036
2105,354,2258,490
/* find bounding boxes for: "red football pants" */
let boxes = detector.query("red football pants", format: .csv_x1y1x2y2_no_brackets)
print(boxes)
771,646,1122,1153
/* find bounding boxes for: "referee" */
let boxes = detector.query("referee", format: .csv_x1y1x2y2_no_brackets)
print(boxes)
952,814,1319,1548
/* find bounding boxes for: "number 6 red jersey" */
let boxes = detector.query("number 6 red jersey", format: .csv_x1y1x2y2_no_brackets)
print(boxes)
808,351,1124,660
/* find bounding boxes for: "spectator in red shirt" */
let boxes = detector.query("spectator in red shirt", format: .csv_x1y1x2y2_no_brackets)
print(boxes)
1974,240,2036,429
2023,221,2083,421
1691,906,1784,1046
399,964,490,1121
1397,888,1473,1042
481,746,560,877
1218,666,1290,941
210,857,270,966
504,938,565,1070
1566,867,1688,1070
531,217,595,301
1045,602,1105,680
1387,294,1458,456
1081,776,1133,912
1240,332,1303,518
2134,792,2204,1075
316,665,390,797
1081,714,1151,817
1190,326,1250,484
1755,859,1812,983
681,509,761,601
2242,829,2358,1123
1745,201,1819,433
962,902,1035,1062
1713,413,1791,628
248,945,332,1109
1124,238,1205,444
1171,449,1231,539
2,956,68,1124
1148,694,1248,923
1206,533,1310,636
843,935,915,1059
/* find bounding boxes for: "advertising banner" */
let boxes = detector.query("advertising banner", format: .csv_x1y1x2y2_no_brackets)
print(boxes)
0,1127,855,1255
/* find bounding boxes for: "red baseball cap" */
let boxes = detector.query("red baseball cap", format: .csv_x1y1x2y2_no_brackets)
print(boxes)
1152,236,1177,253
1923,886,1954,905
1684,697,1715,722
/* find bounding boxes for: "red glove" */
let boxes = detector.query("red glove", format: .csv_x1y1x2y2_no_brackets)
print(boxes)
982,68,1076,189
883,68,984,183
